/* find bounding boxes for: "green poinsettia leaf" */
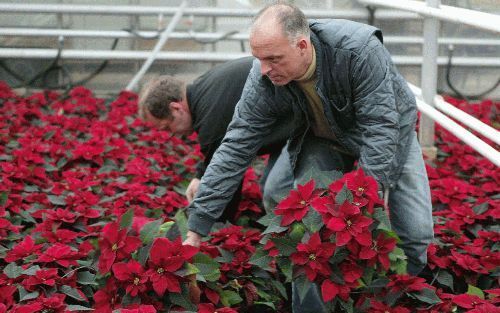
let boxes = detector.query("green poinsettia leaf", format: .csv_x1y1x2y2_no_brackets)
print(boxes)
169,285,197,311
472,202,489,215
4,262,23,279
139,219,163,244
174,209,188,241
77,271,98,286
60,285,86,301
277,257,293,283
249,249,274,271
271,279,288,300
262,215,288,235
271,237,298,256
389,247,407,274
338,298,354,313
66,305,93,311
467,284,485,299
193,253,220,282
220,290,243,307
410,287,442,305
257,211,277,227
294,275,313,302
47,195,66,206
0,191,7,206
119,208,134,230
373,207,392,231
302,207,323,233
21,265,41,276
335,184,353,205
137,243,152,266
18,286,39,302
436,270,454,291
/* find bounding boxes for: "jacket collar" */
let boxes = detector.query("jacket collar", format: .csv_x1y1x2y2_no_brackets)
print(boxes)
309,30,326,90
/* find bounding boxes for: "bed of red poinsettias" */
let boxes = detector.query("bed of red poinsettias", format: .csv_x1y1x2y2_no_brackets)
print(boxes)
0,81,498,313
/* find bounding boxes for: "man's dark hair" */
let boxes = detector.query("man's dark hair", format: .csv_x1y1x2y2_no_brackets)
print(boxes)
138,75,184,120
253,2,310,41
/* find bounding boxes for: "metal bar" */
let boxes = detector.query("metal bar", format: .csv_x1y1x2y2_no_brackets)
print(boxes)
419,0,440,157
2,28,500,47
357,0,500,33
1,48,499,66
126,0,187,91
0,3,418,19
408,83,500,146
416,98,500,166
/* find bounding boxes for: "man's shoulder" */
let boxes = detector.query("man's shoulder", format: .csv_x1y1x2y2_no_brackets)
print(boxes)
309,19,383,49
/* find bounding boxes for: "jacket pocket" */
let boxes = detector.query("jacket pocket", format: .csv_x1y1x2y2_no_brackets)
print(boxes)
329,95,355,129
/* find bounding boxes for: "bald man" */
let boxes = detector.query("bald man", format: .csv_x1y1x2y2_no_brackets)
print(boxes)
185,2,433,285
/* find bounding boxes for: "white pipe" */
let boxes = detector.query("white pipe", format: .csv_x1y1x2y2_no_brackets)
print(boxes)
416,98,500,166
125,0,187,91
434,97,500,146
0,48,248,61
2,28,500,47
357,0,500,33
408,83,500,146
0,3,418,19
1,48,499,67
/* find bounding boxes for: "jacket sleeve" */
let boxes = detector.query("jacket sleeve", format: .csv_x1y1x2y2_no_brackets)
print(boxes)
195,140,222,179
187,66,278,236
350,36,401,190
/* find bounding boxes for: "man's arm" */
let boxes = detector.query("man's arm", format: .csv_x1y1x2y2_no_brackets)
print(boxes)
185,66,278,240
348,36,403,190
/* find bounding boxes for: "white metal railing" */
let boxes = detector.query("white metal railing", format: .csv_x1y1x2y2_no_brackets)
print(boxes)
0,3,418,19
414,95,500,167
2,28,500,47
126,0,187,91
359,0,500,166
409,83,500,146
0,48,498,67
357,0,500,33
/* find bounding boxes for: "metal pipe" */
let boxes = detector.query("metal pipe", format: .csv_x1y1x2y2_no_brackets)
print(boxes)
357,0,500,34
2,28,500,47
419,0,440,155
416,98,500,166
408,83,500,146
0,3,419,19
0,48,499,66
126,0,187,91
434,97,500,146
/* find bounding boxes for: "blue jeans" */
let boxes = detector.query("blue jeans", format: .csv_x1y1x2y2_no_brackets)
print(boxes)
263,133,434,275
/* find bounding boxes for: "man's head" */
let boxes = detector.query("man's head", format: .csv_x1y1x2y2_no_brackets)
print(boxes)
138,75,193,135
249,3,312,86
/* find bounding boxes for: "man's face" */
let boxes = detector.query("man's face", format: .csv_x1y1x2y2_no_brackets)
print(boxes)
144,104,193,136
250,29,309,86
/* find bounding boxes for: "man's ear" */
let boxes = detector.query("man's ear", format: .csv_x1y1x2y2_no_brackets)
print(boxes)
297,37,308,52
169,101,182,112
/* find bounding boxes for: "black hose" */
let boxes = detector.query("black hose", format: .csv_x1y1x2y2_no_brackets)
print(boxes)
445,44,500,101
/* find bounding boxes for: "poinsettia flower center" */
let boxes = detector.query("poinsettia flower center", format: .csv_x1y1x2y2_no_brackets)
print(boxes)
308,253,316,260
346,219,353,227
358,187,364,192
300,200,306,205
157,267,164,274
111,243,118,251
133,277,140,285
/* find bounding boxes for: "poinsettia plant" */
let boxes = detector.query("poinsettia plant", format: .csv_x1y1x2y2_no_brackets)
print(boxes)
252,169,444,312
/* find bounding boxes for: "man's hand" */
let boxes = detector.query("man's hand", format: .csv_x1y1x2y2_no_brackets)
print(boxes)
183,230,202,248
186,178,200,203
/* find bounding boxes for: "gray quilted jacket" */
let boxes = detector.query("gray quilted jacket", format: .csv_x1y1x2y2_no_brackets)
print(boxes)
187,19,418,236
